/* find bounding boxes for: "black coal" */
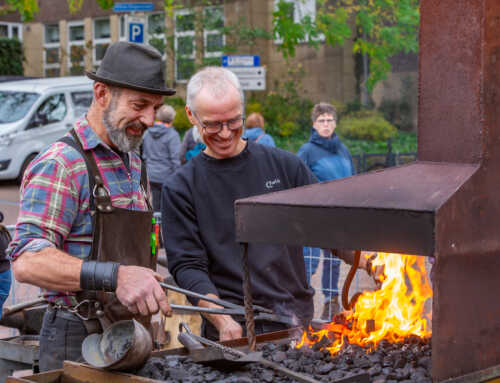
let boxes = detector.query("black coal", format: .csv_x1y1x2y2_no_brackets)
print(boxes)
136,336,431,382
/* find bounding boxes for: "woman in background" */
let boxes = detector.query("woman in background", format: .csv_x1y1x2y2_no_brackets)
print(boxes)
298,102,354,320
243,112,275,147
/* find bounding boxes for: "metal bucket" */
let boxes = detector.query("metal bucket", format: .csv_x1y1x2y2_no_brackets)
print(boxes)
82,319,152,371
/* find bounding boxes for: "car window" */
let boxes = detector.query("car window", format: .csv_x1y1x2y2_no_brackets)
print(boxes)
0,91,40,123
71,91,93,117
33,94,67,127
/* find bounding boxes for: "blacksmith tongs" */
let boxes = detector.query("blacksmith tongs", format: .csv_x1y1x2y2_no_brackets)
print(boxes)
159,282,297,327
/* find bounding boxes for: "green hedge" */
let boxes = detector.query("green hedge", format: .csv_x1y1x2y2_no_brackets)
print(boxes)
0,38,23,75
337,111,397,141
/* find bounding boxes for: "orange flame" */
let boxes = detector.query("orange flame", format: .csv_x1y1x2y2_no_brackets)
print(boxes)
297,253,433,354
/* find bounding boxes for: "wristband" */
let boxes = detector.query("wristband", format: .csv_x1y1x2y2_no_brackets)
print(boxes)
80,260,120,292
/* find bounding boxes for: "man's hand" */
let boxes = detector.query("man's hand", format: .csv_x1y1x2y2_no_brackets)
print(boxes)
216,316,243,342
198,293,243,341
115,265,172,317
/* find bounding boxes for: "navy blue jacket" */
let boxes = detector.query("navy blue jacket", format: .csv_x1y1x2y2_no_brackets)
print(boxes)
297,130,354,182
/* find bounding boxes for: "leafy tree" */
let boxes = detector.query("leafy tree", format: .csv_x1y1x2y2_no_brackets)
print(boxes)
273,0,419,94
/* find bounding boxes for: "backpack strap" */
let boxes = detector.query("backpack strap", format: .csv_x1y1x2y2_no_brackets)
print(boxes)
255,132,266,143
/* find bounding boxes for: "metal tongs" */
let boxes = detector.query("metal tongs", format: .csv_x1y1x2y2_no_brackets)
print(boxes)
159,282,297,326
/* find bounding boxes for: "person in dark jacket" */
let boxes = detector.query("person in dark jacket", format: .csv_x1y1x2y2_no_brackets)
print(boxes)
162,67,316,342
243,112,275,147
142,105,181,211
297,102,355,320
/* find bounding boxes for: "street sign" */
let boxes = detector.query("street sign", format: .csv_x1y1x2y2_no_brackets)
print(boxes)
113,2,154,12
129,22,144,43
222,55,260,67
238,78,266,91
227,66,266,91
226,67,265,77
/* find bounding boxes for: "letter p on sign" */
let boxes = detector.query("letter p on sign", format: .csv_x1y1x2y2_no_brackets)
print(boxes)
128,22,144,44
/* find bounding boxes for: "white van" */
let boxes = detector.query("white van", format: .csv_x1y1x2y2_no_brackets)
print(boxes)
0,76,93,182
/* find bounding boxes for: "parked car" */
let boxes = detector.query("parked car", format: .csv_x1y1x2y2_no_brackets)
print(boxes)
0,76,93,182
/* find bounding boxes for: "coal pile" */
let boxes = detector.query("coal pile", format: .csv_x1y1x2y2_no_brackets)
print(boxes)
136,336,431,383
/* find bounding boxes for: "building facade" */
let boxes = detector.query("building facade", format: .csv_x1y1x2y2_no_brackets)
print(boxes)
0,0,419,127
0,0,363,104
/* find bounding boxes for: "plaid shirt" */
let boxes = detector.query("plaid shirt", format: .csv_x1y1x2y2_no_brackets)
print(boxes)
7,118,149,305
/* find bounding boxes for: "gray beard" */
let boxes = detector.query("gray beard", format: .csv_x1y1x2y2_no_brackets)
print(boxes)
102,108,143,153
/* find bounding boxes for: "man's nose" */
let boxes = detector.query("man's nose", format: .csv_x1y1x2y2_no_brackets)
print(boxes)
140,107,156,127
218,123,232,138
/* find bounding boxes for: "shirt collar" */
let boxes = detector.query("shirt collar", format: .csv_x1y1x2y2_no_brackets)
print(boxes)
74,117,109,151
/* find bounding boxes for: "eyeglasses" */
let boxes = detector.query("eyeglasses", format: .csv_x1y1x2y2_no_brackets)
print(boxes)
192,111,245,134
316,118,335,125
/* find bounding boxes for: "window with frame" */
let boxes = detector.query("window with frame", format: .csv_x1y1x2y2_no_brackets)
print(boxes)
44,24,60,77
274,0,321,43
174,10,195,82
0,22,22,40
174,6,224,82
68,21,85,76
28,94,67,129
203,6,224,66
71,91,93,118
147,13,166,55
93,18,111,70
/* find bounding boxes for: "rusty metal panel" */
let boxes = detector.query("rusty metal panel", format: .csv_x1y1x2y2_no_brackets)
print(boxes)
235,163,477,255
237,203,435,255
432,251,500,382
236,163,477,211
418,0,483,164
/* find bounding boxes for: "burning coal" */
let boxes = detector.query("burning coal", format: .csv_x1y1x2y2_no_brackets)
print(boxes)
298,253,433,354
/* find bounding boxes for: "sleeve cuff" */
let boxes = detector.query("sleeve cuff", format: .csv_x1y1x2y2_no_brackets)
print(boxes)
10,239,54,261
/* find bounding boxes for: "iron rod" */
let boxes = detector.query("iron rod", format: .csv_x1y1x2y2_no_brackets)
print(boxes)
241,242,256,351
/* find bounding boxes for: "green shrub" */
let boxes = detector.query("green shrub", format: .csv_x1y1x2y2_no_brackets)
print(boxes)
166,97,186,108
279,121,300,137
245,101,262,116
0,38,23,75
172,106,192,134
330,99,347,119
338,113,397,141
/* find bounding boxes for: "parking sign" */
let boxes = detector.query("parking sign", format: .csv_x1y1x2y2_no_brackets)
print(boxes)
129,22,144,43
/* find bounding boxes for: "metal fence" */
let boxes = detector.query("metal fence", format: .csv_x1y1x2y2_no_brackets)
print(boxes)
351,151,417,174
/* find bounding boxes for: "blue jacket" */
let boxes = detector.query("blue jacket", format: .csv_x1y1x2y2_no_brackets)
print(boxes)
297,130,354,182
243,127,276,147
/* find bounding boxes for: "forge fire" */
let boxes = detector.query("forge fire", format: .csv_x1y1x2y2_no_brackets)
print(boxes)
298,253,433,355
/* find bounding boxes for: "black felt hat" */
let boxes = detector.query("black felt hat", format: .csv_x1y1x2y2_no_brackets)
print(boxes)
86,42,175,96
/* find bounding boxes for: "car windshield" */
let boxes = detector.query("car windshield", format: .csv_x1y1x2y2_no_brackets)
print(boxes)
0,91,40,123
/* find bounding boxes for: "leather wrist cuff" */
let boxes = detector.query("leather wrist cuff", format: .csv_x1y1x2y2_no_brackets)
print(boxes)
80,261,119,292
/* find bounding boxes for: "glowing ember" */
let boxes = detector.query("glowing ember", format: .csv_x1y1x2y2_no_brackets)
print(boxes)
298,253,433,355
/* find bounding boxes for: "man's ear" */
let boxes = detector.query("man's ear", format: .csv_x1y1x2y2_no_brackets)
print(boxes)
93,82,111,108
185,105,197,126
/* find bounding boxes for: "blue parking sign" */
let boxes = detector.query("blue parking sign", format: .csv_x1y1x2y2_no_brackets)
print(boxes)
129,22,144,43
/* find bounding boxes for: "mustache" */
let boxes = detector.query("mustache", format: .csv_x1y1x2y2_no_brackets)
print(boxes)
124,120,148,132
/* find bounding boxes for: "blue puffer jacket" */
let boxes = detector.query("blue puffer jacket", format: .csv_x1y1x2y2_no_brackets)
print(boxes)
297,130,354,182
243,127,276,147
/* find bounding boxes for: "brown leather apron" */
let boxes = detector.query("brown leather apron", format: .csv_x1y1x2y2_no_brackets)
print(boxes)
60,129,155,329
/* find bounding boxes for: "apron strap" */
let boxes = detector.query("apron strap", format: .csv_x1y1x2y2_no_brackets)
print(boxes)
58,129,112,211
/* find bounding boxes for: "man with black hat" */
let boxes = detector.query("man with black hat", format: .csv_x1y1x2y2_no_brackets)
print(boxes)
7,42,175,371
